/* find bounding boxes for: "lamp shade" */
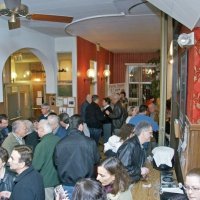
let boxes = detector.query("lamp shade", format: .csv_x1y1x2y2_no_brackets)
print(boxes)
86,68,96,79
103,69,111,77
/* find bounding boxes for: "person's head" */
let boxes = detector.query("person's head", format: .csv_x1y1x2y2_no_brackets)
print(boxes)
69,114,84,132
47,115,59,131
0,147,9,170
92,95,99,104
118,123,135,141
37,119,52,138
86,94,92,104
185,168,200,200
41,103,50,115
24,120,34,135
8,145,32,174
128,106,139,117
12,120,27,138
0,114,9,129
134,121,153,144
97,157,131,195
102,97,111,107
120,91,126,99
59,113,69,128
139,104,148,114
72,178,107,200
148,103,157,114
28,117,39,131
111,93,120,105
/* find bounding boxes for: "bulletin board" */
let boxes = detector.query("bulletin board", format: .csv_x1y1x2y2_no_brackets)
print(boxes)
49,95,76,116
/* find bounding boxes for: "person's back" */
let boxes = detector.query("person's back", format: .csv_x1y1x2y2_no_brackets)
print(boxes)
54,114,100,199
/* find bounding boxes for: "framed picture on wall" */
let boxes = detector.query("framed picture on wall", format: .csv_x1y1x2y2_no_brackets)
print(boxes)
179,50,188,128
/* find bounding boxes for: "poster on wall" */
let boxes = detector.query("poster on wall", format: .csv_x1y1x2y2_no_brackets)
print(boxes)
108,83,125,96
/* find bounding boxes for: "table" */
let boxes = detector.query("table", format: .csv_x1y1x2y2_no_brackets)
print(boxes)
131,164,160,200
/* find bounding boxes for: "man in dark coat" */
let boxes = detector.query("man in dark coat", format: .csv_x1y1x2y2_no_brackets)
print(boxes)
85,95,105,144
9,145,45,200
54,114,100,199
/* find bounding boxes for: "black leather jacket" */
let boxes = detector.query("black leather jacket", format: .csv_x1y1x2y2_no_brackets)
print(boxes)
108,101,127,129
117,135,145,182
0,169,15,192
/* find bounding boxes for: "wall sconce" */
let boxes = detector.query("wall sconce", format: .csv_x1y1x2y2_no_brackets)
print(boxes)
84,68,96,83
11,72,17,83
177,32,194,48
101,69,111,82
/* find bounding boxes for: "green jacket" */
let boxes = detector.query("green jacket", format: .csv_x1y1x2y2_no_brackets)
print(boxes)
32,133,60,187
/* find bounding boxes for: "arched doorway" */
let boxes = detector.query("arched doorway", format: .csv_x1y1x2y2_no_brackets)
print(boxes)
3,48,46,120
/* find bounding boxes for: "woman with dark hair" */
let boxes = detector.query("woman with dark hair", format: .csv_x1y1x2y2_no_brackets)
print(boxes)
0,147,15,199
104,123,135,157
97,157,132,200
72,178,107,200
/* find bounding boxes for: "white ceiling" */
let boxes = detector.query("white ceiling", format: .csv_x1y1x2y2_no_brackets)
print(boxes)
1,0,197,53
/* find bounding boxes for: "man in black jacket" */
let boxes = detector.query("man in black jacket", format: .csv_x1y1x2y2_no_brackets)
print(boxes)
85,95,105,144
117,121,152,182
54,114,100,199
106,93,127,135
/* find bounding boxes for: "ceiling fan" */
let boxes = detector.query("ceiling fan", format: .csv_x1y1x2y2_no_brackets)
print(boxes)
0,0,73,30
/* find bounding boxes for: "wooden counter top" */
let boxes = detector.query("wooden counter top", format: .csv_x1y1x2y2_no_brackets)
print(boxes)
131,164,160,200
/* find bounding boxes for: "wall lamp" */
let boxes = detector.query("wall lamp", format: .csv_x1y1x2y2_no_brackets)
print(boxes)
177,32,194,48
84,68,96,83
101,69,111,82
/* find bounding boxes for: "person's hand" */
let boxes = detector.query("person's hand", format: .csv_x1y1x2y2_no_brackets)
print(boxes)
105,110,110,115
0,191,11,198
141,167,149,177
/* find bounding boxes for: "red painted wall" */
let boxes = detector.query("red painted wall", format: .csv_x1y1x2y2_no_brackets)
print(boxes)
77,37,159,113
186,28,200,123
77,37,112,112
110,52,160,83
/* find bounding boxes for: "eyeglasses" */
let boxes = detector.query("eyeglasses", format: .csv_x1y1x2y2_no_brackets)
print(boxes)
183,185,200,192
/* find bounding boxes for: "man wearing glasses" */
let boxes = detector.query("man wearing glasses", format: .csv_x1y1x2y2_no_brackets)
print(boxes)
185,168,200,200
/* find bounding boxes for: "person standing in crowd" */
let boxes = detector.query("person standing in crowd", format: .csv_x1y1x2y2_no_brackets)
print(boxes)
33,119,60,200
47,115,67,138
97,157,132,200
38,103,51,121
102,97,113,143
0,114,12,145
24,119,40,152
117,121,152,182
0,147,15,199
126,106,139,124
2,120,27,155
71,178,107,200
105,93,127,135
54,114,100,199
85,95,104,144
120,90,129,110
185,168,200,200
9,145,45,200
80,94,92,122
104,123,135,157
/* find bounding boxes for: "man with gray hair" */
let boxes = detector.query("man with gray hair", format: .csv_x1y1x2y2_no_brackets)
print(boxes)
32,119,60,200
38,103,51,121
47,114,67,138
2,120,27,155
117,121,152,182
